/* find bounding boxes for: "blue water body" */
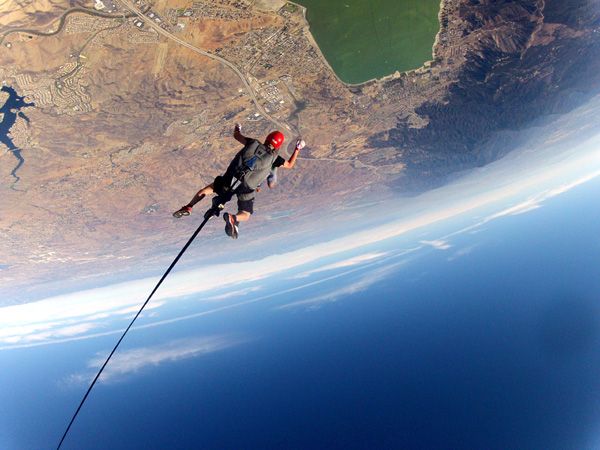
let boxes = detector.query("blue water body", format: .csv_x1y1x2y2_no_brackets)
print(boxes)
3,171,600,449
0,85,34,188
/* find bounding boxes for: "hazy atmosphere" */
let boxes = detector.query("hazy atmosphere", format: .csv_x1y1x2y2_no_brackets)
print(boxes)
1,0,600,448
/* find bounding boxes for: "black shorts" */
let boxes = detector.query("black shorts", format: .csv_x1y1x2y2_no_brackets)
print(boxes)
236,196,254,215
213,175,254,215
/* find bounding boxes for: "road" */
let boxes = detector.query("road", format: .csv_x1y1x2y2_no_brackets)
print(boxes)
118,0,380,172
0,7,134,45
1,1,379,171
119,0,298,136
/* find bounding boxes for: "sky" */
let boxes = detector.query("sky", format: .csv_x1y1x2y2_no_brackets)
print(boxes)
2,92,600,448
3,158,600,448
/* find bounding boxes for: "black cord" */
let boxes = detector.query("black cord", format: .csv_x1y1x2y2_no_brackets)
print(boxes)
57,211,216,449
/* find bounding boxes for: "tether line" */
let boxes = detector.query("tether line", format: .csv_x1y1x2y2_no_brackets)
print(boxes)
57,212,214,449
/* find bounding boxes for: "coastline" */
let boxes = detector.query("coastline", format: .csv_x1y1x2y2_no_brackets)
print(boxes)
288,0,447,89
431,0,447,61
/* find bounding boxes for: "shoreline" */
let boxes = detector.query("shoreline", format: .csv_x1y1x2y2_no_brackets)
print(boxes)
431,0,447,62
288,0,447,89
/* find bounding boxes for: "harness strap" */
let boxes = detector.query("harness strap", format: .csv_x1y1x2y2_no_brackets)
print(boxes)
228,141,272,190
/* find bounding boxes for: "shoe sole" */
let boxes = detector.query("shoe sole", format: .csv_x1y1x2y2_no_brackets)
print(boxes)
173,209,191,218
224,213,239,239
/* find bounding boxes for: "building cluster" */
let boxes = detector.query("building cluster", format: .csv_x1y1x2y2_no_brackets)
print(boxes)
219,24,322,81
94,0,119,12
53,62,93,114
195,0,252,13
164,8,179,26
6,14,142,116
145,10,173,32
65,15,117,34
245,111,263,122
133,0,148,9
126,25,160,44
4,114,32,153
132,18,145,29
12,73,52,108
256,79,286,113
129,0,172,31
169,0,253,21
63,12,142,53
278,2,300,18
212,10,340,118
432,1,467,64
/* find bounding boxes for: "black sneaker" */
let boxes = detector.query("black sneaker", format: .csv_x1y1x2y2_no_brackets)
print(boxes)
173,206,192,218
223,212,239,239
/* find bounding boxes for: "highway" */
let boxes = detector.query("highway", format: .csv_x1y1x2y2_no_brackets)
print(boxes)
119,1,378,171
1,1,378,171
119,0,298,137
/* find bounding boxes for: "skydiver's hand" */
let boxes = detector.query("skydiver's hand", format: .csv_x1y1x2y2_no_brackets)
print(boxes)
295,139,306,151
234,123,242,133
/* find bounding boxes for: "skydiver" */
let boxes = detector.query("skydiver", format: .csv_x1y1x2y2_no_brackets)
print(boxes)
173,123,305,239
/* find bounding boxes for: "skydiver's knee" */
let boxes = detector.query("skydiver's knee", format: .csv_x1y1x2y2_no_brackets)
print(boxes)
199,183,214,195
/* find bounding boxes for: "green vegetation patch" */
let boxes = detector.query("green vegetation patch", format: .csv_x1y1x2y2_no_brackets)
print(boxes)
282,2,299,13
296,0,441,84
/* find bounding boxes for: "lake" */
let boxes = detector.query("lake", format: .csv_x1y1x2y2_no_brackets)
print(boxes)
295,0,441,84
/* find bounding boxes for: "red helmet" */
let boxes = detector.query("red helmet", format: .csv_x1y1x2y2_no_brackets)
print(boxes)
265,131,285,150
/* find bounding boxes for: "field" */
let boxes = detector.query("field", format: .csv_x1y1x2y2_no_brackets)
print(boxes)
296,0,441,84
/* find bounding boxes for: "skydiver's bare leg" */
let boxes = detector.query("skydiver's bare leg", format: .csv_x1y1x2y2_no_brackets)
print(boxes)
174,183,214,218
234,210,251,222
187,183,214,208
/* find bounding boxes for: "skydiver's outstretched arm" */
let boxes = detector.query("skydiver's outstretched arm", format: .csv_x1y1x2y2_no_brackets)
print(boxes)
282,139,305,169
233,123,248,145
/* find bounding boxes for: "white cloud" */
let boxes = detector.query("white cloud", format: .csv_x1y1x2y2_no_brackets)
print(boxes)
439,167,600,242
201,286,262,302
111,301,165,316
65,335,245,385
419,239,452,250
291,252,389,279
0,262,377,350
3,322,99,345
0,321,98,345
0,301,164,346
447,245,478,262
278,261,406,310
487,199,542,218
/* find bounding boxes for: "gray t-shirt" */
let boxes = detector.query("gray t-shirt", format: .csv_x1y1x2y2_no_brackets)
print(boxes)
232,139,285,191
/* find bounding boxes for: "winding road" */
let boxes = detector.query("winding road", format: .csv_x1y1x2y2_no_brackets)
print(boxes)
119,0,379,171
1,2,379,171
120,0,298,136
0,7,134,45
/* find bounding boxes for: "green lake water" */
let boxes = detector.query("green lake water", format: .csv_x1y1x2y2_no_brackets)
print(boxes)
294,0,441,84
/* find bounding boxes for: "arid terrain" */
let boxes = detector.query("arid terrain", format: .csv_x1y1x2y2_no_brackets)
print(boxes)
1,0,599,303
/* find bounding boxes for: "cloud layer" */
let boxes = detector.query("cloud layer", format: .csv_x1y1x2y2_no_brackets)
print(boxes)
65,335,245,385
3,96,600,350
